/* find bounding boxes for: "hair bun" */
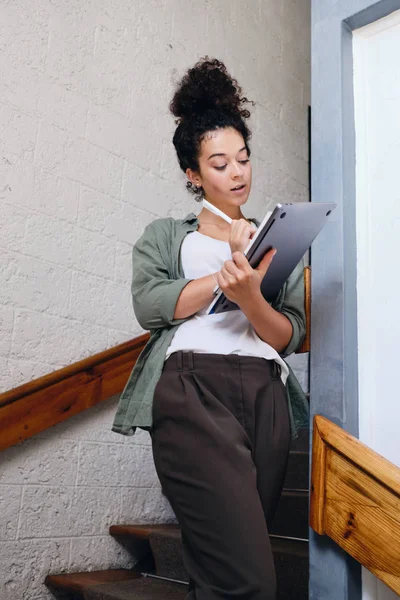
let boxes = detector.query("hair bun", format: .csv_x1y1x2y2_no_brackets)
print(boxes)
170,57,253,123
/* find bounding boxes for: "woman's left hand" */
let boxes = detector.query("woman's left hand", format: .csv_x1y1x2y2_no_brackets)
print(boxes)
216,249,277,307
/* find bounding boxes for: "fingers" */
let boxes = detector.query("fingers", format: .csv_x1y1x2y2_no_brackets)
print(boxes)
231,251,251,270
231,219,254,238
218,271,232,288
230,219,254,252
256,248,277,278
225,249,275,281
220,259,240,283
219,254,251,288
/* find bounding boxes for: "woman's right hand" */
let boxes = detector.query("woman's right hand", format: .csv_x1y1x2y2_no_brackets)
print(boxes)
229,219,257,254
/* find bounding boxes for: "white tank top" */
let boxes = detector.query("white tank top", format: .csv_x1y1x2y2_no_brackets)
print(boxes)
165,231,289,384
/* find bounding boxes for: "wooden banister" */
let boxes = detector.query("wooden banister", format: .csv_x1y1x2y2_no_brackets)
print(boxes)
0,334,150,452
297,265,311,354
310,415,400,595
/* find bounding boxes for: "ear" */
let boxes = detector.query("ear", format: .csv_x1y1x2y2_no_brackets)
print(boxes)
186,168,202,188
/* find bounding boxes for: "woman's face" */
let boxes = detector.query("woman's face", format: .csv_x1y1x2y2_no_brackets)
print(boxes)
187,127,252,211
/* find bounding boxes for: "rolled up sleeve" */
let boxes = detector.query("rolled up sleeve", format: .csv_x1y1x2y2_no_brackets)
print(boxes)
131,224,192,330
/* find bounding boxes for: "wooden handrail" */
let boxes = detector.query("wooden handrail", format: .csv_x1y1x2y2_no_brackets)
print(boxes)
0,335,149,409
0,334,150,452
310,415,400,594
297,265,311,354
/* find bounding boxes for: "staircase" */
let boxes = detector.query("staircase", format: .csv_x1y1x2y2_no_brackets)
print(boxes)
45,428,309,600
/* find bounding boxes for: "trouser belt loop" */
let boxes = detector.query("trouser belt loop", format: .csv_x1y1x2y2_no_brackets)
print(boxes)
176,351,183,372
188,351,194,373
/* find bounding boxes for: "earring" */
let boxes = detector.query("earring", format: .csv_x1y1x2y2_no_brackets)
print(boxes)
194,185,204,202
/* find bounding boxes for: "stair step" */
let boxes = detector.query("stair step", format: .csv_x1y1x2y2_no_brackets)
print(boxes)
85,576,187,600
110,523,180,539
284,450,309,491
45,569,141,598
270,489,309,539
46,571,186,600
110,524,308,599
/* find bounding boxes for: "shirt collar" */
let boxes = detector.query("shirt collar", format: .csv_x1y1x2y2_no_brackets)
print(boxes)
182,212,199,225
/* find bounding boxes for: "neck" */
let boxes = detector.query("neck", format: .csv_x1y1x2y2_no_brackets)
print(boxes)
197,208,243,228
200,200,245,223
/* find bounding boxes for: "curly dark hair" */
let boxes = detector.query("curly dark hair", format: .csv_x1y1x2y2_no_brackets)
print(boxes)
170,57,254,200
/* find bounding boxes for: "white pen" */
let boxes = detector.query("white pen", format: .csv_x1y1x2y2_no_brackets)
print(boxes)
202,198,257,249
202,199,233,224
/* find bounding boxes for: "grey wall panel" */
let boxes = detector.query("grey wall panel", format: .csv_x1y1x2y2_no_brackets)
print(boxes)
310,0,400,598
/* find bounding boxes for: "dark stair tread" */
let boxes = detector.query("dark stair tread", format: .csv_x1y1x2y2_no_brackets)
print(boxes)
109,522,310,555
111,509,310,544
85,577,187,600
110,523,180,539
270,537,308,558
45,569,141,593
280,489,309,498
45,570,187,600
287,450,309,460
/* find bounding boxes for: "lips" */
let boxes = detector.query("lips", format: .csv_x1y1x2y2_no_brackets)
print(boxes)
231,184,245,191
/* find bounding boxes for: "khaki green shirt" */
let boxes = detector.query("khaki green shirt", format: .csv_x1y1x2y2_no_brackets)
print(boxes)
112,213,309,439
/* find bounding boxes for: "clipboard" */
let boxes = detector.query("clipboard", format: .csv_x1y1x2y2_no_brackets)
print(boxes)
206,202,336,315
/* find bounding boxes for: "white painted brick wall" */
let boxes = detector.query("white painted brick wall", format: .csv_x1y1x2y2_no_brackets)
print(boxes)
0,1,310,598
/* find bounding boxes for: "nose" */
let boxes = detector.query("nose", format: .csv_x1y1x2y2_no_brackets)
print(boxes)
231,161,244,178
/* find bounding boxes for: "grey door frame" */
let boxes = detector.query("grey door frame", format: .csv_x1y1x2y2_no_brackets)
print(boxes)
310,1,400,599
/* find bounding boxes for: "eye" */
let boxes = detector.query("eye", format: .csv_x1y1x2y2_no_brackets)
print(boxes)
239,159,250,165
214,165,227,171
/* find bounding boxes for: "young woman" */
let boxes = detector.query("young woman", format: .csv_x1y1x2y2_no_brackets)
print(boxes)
113,57,309,600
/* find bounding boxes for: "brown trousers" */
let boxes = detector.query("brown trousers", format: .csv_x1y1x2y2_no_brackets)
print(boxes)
151,351,291,600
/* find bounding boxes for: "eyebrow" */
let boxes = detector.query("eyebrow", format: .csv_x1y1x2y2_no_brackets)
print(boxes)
207,146,247,160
